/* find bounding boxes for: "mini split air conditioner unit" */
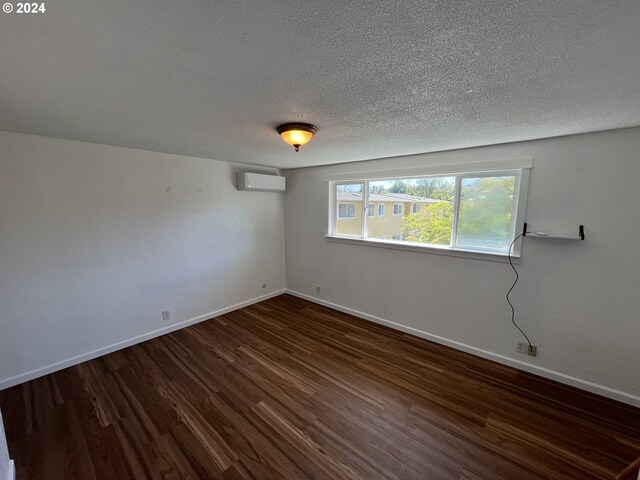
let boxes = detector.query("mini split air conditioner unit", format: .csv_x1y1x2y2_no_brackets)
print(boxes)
236,172,286,192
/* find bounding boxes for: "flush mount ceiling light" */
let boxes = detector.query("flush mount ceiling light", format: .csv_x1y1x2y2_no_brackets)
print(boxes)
276,123,317,152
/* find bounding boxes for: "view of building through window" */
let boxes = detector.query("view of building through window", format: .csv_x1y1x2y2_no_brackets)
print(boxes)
368,176,454,244
334,183,363,236
332,173,519,254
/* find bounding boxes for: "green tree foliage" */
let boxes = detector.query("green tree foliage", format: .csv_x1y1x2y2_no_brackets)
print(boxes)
457,176,514,248
405,177,455,202
389,180,407,194
399,176,514,248
401,201,453,245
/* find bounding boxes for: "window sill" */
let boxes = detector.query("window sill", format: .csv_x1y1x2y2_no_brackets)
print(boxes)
325,235,520,263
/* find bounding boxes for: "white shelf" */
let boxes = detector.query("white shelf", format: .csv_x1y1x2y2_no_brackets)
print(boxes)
524,232,583,240
523,223,585,241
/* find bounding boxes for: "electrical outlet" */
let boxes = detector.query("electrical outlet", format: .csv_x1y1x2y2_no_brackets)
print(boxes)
316,286,321,294
162,310,171,321
516,341,537,356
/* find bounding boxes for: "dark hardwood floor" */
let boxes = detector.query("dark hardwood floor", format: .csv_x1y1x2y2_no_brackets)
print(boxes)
1,294,639,479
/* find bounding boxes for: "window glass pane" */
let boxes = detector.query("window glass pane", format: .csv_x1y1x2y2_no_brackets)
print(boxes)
456,176,516,251
366,177,454,246
334,183,363,236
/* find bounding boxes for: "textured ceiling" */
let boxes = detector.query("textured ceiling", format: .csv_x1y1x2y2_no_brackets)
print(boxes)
1,1,640,169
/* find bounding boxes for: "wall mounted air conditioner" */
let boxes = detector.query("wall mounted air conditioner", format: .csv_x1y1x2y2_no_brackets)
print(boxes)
236,172,286,192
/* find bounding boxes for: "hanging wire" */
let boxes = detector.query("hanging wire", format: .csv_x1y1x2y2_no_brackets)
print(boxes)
507,233,533,350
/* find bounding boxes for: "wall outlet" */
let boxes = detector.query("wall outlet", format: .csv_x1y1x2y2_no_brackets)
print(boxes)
162,310,171,321
516,341,537,356
316,286,321,294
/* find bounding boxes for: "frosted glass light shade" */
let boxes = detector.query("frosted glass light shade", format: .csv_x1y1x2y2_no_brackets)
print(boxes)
280,129,313,147
276,123,317,152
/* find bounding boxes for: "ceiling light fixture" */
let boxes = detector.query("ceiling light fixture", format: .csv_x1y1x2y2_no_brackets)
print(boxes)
276,123,317,152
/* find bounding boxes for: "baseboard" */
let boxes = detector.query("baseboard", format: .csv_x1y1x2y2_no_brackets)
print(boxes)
0,289,287,391
286,289,640,408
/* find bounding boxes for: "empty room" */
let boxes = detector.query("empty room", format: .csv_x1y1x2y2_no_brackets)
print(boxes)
1,1,640,479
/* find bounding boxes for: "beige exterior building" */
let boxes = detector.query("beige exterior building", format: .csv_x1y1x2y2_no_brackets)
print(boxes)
335,192,441,239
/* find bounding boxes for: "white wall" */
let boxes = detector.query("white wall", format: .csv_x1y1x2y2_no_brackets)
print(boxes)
0,132,285,387
0,410,14,480
284,127,640,406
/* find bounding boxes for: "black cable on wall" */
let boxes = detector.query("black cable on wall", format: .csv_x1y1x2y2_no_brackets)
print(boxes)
506,233,533,350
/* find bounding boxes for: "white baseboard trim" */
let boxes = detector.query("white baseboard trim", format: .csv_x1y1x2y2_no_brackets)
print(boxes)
286,289,640,408
0,289,287,391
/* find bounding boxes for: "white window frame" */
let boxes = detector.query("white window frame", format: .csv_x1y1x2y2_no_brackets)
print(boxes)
326,159,531,261
378,204,385,216
411,204,420,214
392,203,404,216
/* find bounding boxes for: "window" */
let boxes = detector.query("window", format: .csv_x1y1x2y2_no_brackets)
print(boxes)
367,204,374,217
337,203,355,219
327,166,528,257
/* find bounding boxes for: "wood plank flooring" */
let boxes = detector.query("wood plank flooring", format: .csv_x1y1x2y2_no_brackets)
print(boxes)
1,294,639,479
